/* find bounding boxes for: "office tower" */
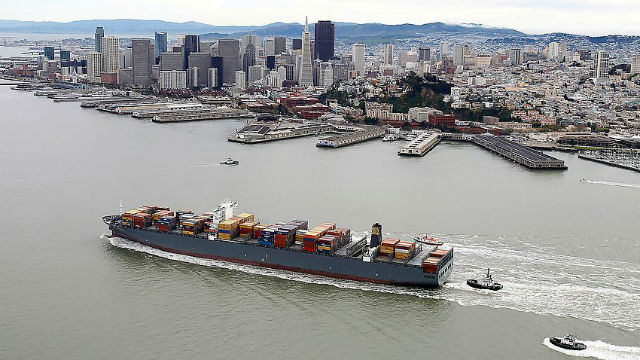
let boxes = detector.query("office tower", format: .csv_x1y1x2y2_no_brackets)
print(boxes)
384,44,393,65
418,47,430,62
60,50,70,63
453,44,469,66
263,37,275,56
243,43,256,74
593,50,610,83
132,39,153,87
188,52,212,87
160,52,184,71
101,36,120,73
155,32,168,60
314,20,334,61
440,41,449,60
274,37,286,55
184,35,200,69
298,17,313,86
631,55,640,75
352,43,365,76
95,27,104,52
43,46,54,60
218,39,240,84
508,48,522,65
248,65,264,83
86,51,102,83
292,38,302,50
235,70,246,89
159,70,187,89
207,68,218,88
397,50,408,67
266,56,275,70
211,57,223,88
548,42,568,61
332,63,348,83
241,33,259,52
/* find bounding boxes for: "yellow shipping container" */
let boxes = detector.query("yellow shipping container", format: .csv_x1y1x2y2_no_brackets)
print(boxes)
236,213,254,223
395,251,409,260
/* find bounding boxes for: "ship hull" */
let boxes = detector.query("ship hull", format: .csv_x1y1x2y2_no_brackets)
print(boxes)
110,226,452,287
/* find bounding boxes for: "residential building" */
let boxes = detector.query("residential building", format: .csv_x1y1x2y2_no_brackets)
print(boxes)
159,70,187,89
86,51,102,83
101,36,120,73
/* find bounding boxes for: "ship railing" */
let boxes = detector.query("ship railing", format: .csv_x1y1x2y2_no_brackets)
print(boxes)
345,237,367,257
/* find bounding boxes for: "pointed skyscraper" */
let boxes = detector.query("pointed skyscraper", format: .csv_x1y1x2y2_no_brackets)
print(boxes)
298,16,313,87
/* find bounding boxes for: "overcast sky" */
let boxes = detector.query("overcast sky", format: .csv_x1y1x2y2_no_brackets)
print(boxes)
4,0,640,36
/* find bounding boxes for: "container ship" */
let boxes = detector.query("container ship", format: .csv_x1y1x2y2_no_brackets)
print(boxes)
102,201,453,287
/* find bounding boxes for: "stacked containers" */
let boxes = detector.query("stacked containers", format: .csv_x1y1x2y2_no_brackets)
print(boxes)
295,230,307,245
240,221,258,236
157,215,177,232
152,210,172,223
259,227,276,247
274,226,295,248
218,218,240,240
394,241,416,260
132,213,152,229
236,213,254,223
422,258,440,273
121,209,141,227
380,238,400,257
253,224,267,239
182,218,205,236
317,235,339,255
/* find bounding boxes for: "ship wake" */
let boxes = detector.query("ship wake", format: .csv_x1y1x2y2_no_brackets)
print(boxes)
542,338,640,360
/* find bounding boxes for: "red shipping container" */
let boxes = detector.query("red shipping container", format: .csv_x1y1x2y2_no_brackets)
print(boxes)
157,224,170,232
303,239,317,252
274,234,290,248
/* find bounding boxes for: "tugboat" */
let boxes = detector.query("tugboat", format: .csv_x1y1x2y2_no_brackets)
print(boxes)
220,157,239,166
549,335,587,351
414,234,443,246
467,268,503,291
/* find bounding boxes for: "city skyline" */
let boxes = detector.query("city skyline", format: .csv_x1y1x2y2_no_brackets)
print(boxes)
1,0,639,36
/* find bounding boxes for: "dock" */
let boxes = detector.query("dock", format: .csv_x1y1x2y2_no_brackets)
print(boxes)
472,135,567,169
316,127,385,148
151,109,252,122
578,152,640,173
398,132,441,156
228,121,332,144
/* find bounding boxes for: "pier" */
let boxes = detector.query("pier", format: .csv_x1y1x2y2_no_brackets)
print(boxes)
316,127,385,148
472,135,567,169
578,150,640,173
228,122,331,144
398,133,441,156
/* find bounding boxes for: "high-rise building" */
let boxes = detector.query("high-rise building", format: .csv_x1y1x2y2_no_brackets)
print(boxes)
314,20,334,61
266,56,276,70
95,27,104,52
548,42,568,62
274,37,286,55
453,45,469,66
160,52,184,71
630,55,640,75
184,35,200,69
298,17,313,87
242,43,256,74
86,51,102,83
235,70,246,89
508,48,522,66
211,57,223,88
248,65,264,84
440,42,450,60
418,47,431,62
593,50,610,83
101,36,120,73
352,43,365,76
384,44,394,65
43,46,54,60
188,52,212,88
292,38,302,51
155,32,168,60
159,70,187,89
218,39,240,84
263,37,275,56
132,39,153,87
59,50,71,63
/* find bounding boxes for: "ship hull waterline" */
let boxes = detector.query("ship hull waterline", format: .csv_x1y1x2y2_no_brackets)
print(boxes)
108,226,453,288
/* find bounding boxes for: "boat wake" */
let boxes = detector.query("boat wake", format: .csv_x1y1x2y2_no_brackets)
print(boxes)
543,338,640,360
102,233,640,331
580,179,640,189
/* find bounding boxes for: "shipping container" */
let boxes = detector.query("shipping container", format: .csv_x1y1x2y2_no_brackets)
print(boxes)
380,238,400,256
302,238,317,252
236,213,255,223
317,235,339,255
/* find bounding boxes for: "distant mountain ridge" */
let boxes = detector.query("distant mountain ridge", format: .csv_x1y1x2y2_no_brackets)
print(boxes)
0,19,638,44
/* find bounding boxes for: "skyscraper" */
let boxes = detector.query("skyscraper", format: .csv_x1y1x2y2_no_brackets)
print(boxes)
86,51,102,83
298,17,313,87
218,39,240,84
101,36,120,73
242,43,256,74
184,35,200,69
43,46,54,60
211,56,223,88
59,50,70,63
631,55,640,75
188,52,212,88
352,43,365,76
292,39,302,51
263,37,275,56
314,20,334,61
95,27,104,52
132,39,153,87
155,32,168,60
440,42,449,60
508,48,522,66
274,37,286,55
418,47,431,62
383,44,393,65
453,44,469,66
235,70,246,89
593,50,610,83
